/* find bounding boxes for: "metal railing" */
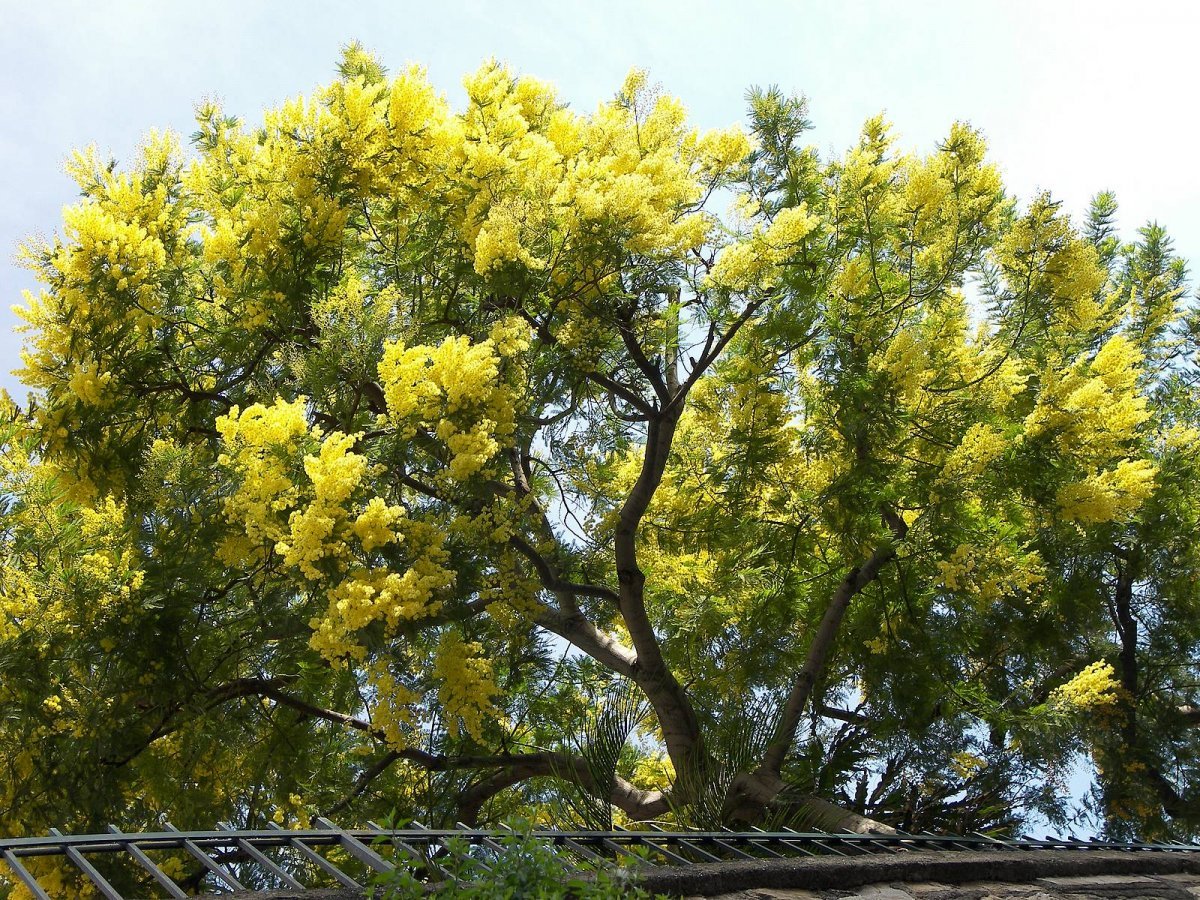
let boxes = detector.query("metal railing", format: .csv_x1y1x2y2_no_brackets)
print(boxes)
2,818,1198,898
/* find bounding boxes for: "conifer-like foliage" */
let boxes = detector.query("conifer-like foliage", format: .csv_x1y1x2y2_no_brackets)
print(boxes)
4,45,1200,878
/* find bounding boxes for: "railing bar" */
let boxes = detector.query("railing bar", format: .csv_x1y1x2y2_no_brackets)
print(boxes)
403,820,441,854
738,827,784,858
706,836,756,860
971,831,1014,851
769,832,819,856
601,837,657,867
315,817,394,873
921,830,975,851
163,822,244,891
457,822,507,857
772,835,820,864
747,840,785,858
811,838,850,856
409,820,492,874
215,825,306,890
366,821,428,864
892,829,929,849
3,825,1198,888
267,823,361,889
49,828,123,900
3,849,52,900
780,828,837,856
237,836,308,888
560,837,606,864
497,823,582,875
107,826,188,899
4,828,1199,852
832,836,873,855
642,825,725,863
406,820,457,869
671,837,722,863
767,837,816,856
652,825,755,862
637,837,690,866
0,831,338,852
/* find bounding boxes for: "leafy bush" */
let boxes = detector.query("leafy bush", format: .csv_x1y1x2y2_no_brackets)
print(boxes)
368,819,654,898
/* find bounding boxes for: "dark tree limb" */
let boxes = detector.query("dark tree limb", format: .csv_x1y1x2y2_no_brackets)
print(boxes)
759,542,897,777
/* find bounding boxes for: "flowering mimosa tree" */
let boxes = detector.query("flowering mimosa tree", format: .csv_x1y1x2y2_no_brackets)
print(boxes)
3,46,1199,865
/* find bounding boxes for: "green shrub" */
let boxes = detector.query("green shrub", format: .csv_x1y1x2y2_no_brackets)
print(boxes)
368,819,653,899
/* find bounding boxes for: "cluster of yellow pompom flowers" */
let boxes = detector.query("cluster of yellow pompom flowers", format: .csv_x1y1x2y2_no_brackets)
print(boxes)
1051,661,1121,710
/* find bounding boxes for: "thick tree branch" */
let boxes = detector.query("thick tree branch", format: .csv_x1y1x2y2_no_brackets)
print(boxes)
616,314,670,404
325,750,403,817
532,603,636,678
508,534,620,605
671,296,766,410
219,678,381,736
760,542,897,777
212,682,670,822
517,308,656,416
614,406,705,775
499,450,634,677
453,751,670,825
607,295,770,779
1107,549,1200,827
818,704,871,725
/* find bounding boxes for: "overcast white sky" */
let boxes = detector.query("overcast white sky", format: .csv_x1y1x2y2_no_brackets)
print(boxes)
2,0,1198,398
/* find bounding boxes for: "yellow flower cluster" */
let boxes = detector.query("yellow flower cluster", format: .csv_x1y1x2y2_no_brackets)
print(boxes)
707,204,822,292
994,197,1112,339
942,423,1008,481
70,496,145,608
278,432,370,579
935,542,1045,603
216,398,310,560
1025,335,1156,524
378,335,515,482
432,631,500,742
1051,661,1120,710
66,361,114,407
936,544,975,592
1056,459,1156,525
15,132,188,425
57,197,168,291
217,399,406,579
270,792,312,829
365,659,422,750
8,860,91,900
488,315,533,358
0,564,39,644
950,751,988,780
873,330,933,402
0,430,143,676
353,497,404,552
454,61,744,278
1026,335,1149,454
216,399,454,665
309,518,454,664
629,751,676,791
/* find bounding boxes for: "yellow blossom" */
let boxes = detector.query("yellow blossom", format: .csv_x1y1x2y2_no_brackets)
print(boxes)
1051,661,1120,710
